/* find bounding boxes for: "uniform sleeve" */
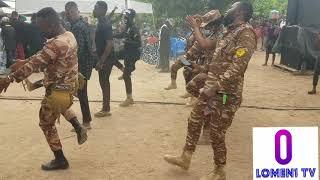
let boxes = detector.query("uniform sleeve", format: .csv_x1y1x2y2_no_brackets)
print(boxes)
205,29,256,92
11,41,58,83
186,41,202,61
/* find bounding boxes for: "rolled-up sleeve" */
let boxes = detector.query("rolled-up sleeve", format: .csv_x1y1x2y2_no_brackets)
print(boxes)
11,40,58,82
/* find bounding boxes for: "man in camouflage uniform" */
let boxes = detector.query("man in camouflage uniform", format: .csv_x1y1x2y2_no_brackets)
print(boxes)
165,12,220,92
164,17,202,91
164,2,256,180
183,13,224,107
0,8,87,171
185,16,224,144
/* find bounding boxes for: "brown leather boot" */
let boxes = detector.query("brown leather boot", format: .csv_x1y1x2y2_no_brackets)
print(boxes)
199,165,226,180
163,150,193,170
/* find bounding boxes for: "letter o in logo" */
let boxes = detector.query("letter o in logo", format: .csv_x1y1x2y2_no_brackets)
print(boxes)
275,129,292,165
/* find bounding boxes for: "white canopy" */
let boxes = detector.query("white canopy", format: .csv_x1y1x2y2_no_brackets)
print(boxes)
16,0,153,14
0,1,15,15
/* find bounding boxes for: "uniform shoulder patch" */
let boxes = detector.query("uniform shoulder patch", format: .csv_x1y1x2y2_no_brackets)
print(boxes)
235,48,247,58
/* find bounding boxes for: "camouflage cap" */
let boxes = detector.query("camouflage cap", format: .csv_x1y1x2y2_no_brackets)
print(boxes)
200,10,221,28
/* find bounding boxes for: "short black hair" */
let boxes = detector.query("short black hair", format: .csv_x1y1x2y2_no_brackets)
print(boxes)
96,1,108,11
128,9,136,17
36,7,61,25
31,13,37,21
65,1,78,9
239,1,253,22
12,11,18,16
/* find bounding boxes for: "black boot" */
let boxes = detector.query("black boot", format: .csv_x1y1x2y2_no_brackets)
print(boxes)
41,150,69,171
69,117,88,145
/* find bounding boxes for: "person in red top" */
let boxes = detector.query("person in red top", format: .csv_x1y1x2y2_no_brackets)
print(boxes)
147,34,159,45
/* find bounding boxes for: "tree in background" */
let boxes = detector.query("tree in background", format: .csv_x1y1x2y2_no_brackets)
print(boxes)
136,0,288,31
253,0,287,18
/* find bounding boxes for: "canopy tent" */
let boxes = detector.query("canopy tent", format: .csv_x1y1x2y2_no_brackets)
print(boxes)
0,1,14,15
0,0,9,8
16,0,153,14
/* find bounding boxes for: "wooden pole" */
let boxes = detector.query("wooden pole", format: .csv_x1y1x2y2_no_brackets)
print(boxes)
125,0,128,9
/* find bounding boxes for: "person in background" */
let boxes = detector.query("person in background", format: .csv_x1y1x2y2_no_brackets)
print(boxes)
157,19,172,72
263,20,280,66
141,32,160,65
260,21,268,51
114,9,142,107
147,33,159,45
31,13,37,24
10,11,26,60
65,1,96,129
1,17,16,68
106,6,120,23
24,13,46,58
10,11,18,21
254,22,262,50
60,11,71,31
0,19,7,74
84,16,89,24
93,1,117,117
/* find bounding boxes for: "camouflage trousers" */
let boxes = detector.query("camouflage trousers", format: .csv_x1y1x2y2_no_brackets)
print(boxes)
186,73,210,129
170,59,184,80
186,73,208,98
184,94,241,166
39,97,76,151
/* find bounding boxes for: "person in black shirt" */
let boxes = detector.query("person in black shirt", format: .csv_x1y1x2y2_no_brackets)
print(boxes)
93,1,116,117
158,20,172,72
24,14,46,58
114,9,142,107
10,11,26,60
66,1,95,129
1,17,16,68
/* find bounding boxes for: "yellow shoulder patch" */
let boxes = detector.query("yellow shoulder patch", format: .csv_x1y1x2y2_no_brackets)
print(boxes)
235,48,247,58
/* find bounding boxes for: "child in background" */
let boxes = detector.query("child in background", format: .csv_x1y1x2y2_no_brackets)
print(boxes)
263,20,280,66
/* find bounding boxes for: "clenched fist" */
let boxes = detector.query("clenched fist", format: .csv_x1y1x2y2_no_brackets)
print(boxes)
0,77,12,94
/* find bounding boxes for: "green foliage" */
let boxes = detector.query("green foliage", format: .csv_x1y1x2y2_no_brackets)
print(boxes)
253,0,288,18
135,0,288,27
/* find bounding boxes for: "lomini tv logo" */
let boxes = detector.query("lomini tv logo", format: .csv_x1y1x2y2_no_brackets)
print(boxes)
253,127,319,180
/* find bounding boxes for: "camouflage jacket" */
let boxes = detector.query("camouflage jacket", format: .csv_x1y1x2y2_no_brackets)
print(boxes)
204,22,257,96
191,26,225,73
185,32,202,62
202,25,224,66
11,31,78,88
186,26,224,65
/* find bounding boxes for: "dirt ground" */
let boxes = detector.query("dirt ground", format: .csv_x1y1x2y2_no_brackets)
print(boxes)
0,51,320,180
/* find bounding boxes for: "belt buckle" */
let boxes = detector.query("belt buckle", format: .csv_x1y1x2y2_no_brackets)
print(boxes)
54,84,71,91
